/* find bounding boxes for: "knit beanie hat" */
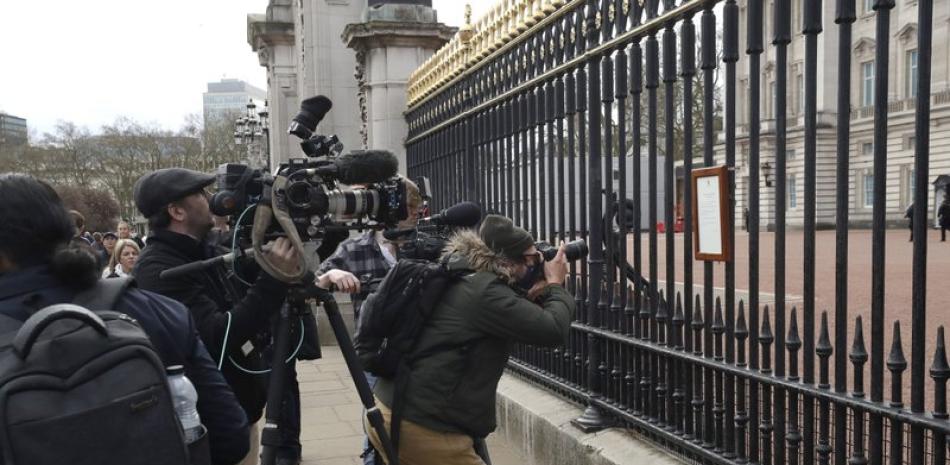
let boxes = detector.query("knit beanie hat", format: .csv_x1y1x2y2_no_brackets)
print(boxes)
479,215,535,260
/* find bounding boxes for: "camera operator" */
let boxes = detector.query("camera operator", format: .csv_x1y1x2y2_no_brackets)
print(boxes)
132,168,301,463
0,174,250,465
314,177,424,319
364,214,575,465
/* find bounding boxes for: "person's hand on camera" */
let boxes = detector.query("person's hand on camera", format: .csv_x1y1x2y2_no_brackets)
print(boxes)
316,269,361,294
543,241,569,286
265,237,300,276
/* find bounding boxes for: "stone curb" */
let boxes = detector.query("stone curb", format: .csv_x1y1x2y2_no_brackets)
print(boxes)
495,374,685,465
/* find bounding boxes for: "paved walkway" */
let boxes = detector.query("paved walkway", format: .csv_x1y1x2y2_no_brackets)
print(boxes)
296,345,528,465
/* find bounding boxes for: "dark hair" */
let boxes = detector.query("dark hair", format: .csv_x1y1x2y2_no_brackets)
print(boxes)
69,210,85,233
0,174,99,288
148,208,172,230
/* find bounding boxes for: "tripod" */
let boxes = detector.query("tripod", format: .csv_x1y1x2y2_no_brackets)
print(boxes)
259,281,397,465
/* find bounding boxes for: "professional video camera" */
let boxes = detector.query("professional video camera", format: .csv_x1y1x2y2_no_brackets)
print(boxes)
385,201,482,262
205,95,410,283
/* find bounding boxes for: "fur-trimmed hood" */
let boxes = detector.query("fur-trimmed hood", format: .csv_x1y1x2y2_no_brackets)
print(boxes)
441,230,518,285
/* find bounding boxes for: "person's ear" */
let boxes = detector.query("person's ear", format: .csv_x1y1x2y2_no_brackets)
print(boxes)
167,202,187,223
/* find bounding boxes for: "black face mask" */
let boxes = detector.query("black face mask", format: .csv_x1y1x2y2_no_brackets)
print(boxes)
517,261,544,290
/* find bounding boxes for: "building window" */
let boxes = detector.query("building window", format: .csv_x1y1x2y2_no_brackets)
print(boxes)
864,0,874,15
797,74,804,115
769,81,776,118
862,61,875,107
864,173,875,208
907,49,918,98
906,136,916,151
787,148,797,160
862,142,874,156
789,174,798,209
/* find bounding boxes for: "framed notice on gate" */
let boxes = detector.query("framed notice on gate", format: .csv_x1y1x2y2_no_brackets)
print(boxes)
691,166,732,262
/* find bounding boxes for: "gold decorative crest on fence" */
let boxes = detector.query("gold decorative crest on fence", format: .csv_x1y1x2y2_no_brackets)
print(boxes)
406,0,571,109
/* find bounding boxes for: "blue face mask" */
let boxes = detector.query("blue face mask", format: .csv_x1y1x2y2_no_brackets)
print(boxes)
517,262,545,290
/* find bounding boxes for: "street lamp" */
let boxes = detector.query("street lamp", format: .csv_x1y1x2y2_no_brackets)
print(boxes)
233,99,270,169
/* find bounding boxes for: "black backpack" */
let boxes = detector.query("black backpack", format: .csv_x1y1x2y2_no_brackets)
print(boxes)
0,278,202,465
355,258,464,379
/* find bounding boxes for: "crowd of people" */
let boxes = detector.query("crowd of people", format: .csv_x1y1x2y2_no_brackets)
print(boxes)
0,168,575,465
68,212,146,278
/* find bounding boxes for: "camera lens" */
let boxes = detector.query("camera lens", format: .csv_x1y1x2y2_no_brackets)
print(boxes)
537,239,588,262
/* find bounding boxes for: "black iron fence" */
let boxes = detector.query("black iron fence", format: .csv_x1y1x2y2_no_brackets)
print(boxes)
404,1,948,464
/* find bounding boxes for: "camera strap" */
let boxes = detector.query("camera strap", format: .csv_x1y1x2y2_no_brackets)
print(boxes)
250,175,309,283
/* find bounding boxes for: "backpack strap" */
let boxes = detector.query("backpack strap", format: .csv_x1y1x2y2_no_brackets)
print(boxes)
72,277,135,311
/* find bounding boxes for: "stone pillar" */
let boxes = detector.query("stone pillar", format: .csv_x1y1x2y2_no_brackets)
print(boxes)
248,1,298,166
343,2,455,174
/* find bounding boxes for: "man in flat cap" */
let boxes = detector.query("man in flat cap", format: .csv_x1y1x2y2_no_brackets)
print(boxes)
364,214,575,465
132,168,301,464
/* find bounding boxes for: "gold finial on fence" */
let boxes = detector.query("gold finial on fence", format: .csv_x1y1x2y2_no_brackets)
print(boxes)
406,0,567,107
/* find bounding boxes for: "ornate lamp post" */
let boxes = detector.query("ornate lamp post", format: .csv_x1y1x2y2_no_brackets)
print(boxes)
234,99,270,169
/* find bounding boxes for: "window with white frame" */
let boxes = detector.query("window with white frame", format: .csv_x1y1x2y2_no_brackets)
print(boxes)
907,49,918,98
862,142,874,156
862,61,875,107
787,148,797,160
863,172,874,208
864,0,873,15
789,174,798,209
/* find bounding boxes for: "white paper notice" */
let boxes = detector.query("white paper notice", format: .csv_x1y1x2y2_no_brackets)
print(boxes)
696,176,722,255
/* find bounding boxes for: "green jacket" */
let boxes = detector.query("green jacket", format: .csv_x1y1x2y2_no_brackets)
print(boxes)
373,230,575,437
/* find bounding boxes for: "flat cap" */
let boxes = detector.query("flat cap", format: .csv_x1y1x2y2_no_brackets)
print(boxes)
133,168,215,218
479,214,534,260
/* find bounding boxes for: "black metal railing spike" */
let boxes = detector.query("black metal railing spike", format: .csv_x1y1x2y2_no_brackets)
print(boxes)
759,305,774,465
712,296,725,451
887,321,907,465
691,295,704,444
851,316,868,397
786,307,802,464
613,0,625,36
736,301,748,366
734,300,749,464
932,326,950,419
850,315,869,465
674,293,685,348
888,321,908,408
672,292,685,434
787,307,802,381
625,286,636,337
816,311,833,465
816,311,833,389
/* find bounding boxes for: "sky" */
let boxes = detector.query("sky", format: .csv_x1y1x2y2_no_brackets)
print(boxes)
0,0,492,138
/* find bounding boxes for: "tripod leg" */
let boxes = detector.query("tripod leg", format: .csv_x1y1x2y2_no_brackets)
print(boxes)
260,303,294,465
320,295,399,465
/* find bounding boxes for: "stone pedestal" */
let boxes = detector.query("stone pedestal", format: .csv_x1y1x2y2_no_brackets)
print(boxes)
248,0,297,166
343,3,455,174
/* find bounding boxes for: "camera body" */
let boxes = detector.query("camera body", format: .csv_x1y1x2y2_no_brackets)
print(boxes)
397,227,451,262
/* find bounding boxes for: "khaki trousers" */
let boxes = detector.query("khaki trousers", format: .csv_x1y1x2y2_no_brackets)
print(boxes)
364,399,485,465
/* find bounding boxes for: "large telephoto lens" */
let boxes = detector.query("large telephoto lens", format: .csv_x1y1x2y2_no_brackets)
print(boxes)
538,239,589,262
324,187,380,219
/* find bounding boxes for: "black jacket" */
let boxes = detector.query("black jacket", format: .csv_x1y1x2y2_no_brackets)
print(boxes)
134,229,288,421
0,265,250,465
939,203,950,228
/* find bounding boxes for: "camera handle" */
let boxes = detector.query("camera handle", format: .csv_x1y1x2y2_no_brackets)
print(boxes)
259,281,398,465
251,175,310,284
